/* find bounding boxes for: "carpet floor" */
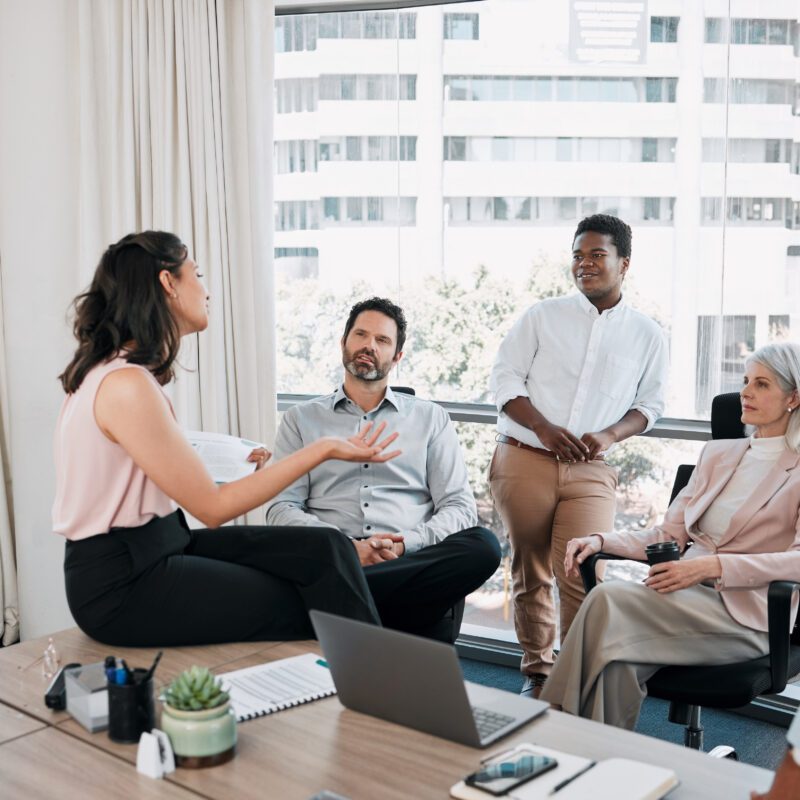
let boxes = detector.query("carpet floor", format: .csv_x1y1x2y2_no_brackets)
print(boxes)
459,657,787,771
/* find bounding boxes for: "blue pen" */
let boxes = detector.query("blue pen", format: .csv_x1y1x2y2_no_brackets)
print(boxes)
115,658,128,685
105,656,117,684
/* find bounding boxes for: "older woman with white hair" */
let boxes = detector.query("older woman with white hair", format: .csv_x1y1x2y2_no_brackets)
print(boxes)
541,341,800,729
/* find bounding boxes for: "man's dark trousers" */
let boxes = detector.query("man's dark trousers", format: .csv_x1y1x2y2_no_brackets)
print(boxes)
361,527,501,643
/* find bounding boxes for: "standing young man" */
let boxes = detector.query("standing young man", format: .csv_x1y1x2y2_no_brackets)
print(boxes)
489,214,668,697
267,297,501,642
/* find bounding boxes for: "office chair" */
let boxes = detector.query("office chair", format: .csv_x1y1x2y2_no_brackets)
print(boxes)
579,392,800,757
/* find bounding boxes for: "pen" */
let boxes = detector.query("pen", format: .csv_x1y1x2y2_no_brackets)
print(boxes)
548,761,596,795
104,655,117,684
144,650,163,683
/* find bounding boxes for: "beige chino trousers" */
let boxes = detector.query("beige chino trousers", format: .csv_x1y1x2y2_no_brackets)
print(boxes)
489,443,617,676
539,580,769,730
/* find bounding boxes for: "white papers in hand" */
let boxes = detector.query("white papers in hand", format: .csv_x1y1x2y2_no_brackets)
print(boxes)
186,431,261,483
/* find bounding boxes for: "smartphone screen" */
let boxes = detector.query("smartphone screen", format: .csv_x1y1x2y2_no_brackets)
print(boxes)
465,753,558,796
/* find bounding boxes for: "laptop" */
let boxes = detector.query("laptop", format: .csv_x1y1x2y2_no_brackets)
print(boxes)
310,610,549,748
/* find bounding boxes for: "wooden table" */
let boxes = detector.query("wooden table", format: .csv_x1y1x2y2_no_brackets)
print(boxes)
0,629,778,799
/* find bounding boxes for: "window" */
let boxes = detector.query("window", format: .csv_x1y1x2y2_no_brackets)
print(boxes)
276,79,317,113
643,197,661,221
274,5,800,650
320,75,417,102
317,11,416,39
696,316,755,412
444,13,479,40
705,78,794,105
276,200,320,231
320,197,416,226
769,315,791,341
705,17,794,46
650,16,679,43
705,18,726,43
700,197,788,225
443,76,677,103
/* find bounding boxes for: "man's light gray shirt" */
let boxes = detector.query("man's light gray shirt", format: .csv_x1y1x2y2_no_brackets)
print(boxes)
265,385,477,553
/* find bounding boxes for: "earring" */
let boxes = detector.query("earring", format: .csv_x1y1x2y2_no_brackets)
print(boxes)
788,407,794,413
171,293,178,299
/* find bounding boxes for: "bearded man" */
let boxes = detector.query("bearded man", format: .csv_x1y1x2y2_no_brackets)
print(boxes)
266,297,500,642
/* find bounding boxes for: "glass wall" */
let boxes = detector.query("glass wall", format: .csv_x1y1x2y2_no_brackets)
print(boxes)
273,1,800,641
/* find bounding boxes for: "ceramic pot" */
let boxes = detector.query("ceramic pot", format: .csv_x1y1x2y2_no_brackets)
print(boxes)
161,699,237,768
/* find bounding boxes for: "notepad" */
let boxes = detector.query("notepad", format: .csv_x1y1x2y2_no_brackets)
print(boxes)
450,745,678,800
217,653,336,722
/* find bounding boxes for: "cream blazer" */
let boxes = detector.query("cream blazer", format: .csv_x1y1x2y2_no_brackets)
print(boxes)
601,438,800,632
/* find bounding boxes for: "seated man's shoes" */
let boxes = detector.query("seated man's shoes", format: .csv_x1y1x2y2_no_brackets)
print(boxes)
520,673,547,700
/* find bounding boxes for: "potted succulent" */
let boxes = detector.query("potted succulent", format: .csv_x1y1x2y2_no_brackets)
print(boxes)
160,666,237,768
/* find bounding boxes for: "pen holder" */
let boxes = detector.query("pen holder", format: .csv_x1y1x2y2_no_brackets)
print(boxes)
108,668,155,744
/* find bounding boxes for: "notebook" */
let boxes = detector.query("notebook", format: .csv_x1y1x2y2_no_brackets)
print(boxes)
450,744,678,800
217,653,336,722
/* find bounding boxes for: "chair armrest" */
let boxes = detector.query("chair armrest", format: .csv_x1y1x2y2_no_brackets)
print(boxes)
767,580,800,693
579,553,647,593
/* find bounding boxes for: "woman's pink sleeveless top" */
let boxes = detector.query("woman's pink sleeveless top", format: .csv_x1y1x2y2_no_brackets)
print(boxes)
52,358,176,540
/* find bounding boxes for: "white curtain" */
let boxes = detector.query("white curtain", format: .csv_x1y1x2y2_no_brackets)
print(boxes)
0,258,19,645
78,0,276,524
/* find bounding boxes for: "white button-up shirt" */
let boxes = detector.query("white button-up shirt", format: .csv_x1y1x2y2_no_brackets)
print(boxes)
490,292,668,451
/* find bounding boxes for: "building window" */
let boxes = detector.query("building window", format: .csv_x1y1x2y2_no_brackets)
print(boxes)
276,79,317,113
318,136,417,162
696,316,755,414
446,197,674,224
442,136,676,163
643,197,661,221
704,79,794,105
704,18,794,45
444,13,479,40
641,138,658,162
276,16,318,53
650,16,679,43
702,138,792,163
769,315,791,341
320,197,417,226
317,11,416,40
275,140,319,174
701,197,787,224
444,76,677,103
320,75,417,102
276,200,320,232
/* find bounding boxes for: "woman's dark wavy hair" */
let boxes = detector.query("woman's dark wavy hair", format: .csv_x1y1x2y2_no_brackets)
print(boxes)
59,231,188,393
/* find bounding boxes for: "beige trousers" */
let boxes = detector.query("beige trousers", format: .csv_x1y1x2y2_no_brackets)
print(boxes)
539,580,769,730
489,443,617,676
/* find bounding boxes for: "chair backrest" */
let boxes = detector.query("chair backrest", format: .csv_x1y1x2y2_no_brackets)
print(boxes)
668,392,745,504
710,392,746,440
391,386,415,396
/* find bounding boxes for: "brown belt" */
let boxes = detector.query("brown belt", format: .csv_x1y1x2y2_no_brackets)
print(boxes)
495,434,604,462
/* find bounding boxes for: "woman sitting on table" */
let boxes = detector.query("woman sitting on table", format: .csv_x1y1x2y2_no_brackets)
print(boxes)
53,231,399,647
541,341,800,730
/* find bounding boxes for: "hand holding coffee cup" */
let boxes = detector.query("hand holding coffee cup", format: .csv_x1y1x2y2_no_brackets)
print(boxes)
645,541,680,566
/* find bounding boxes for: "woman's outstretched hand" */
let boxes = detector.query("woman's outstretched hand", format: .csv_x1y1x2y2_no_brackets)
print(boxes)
564,534,604,579
324,421,401,463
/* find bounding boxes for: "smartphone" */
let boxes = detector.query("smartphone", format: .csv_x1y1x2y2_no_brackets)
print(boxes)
465,752,558,796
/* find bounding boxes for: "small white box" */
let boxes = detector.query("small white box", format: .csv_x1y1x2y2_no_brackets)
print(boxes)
65,662,109,732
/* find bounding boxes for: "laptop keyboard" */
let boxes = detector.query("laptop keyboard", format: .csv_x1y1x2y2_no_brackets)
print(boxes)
471,706,516,739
